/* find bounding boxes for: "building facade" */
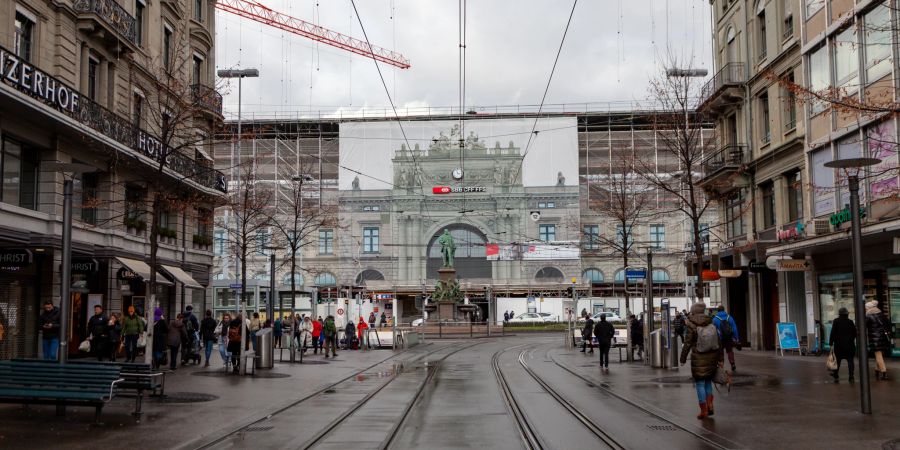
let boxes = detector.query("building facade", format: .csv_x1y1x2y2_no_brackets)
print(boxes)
212,112,717,323
703,0,899,354
0,0,224,359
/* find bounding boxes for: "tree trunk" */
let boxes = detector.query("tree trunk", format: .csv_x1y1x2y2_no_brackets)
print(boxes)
145,192,162,365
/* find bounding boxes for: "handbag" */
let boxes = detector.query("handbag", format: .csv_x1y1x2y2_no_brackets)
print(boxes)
713,365,732,389
826,349,838,371
137,332,147,348
78,339,91,352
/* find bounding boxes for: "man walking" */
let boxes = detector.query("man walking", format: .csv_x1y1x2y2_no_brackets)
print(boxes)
580,312,595,354
200,310,217,367
122,306,143,362
87,305,109,361
712,305,740,372
38,301,61,360
323,315,338,358
594,314,615,373
673,309,687,343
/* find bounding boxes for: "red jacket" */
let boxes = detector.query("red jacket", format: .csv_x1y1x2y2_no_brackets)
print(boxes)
311,320,322,337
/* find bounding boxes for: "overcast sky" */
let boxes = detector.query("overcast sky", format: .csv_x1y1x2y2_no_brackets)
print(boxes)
214,0,712,119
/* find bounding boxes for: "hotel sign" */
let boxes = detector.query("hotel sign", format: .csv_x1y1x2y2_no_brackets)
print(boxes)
0,46,226,193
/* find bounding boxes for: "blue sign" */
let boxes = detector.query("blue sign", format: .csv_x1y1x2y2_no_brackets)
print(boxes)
229,283,243,290
777,322,800,350
625,268,647,279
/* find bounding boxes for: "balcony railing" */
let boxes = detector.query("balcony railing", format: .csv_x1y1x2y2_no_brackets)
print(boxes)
698,63,746,107
191,84,223,117
702,144,748,176
73,0,138,46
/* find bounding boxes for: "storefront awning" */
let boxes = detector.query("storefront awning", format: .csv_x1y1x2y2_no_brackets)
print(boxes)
115,257,173,285
160,265,205,289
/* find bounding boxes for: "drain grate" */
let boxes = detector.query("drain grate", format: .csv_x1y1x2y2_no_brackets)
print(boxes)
155,392,219,403
647,425,679,431
244,425,274,432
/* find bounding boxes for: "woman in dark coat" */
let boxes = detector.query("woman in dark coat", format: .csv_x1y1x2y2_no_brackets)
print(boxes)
865,300,893,380
680,302,723,419
151,308,168,370
828,307,856,382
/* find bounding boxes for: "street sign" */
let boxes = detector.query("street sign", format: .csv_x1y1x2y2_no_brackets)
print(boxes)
685,275,698,283
337,308,345,315
625,268,647,279
229,283,243,289
748,261,768,273
776,259,811,272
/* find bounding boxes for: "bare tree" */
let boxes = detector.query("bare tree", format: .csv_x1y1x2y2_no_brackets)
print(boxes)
638,69,719,301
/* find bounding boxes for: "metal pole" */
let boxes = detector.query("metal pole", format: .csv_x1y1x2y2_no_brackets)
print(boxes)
849,175,871,414
646,251,654,365
268,253,275,325
58,180,73,364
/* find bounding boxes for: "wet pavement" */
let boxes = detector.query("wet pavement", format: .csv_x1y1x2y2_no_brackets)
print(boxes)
0,335,898,449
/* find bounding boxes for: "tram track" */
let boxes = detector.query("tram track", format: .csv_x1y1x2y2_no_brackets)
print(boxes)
491,344,547,450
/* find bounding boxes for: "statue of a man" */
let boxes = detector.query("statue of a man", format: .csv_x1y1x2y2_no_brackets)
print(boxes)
437,229,456,268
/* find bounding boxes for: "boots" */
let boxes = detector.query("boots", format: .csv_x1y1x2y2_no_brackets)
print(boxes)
697,403,708,420
706,395,715,416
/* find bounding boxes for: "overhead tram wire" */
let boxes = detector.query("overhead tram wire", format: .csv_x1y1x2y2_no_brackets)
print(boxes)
499,0,578,213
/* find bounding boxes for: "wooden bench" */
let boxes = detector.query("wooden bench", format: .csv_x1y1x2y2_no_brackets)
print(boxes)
14,359,164,417
0,361,122,424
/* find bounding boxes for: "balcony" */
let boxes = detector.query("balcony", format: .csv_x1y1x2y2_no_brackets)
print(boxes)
697,63,746,114
73,0,138,49
191,84,224,118
699,144,748,190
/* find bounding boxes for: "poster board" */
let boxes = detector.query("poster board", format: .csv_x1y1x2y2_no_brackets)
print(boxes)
777,322,800,356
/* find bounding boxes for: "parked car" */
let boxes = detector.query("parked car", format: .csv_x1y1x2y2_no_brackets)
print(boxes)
509,313,546,323
412,318,424,327
537,312,560,322
591,311,624,323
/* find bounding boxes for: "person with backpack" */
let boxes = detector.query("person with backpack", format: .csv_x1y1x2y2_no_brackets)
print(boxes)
712,305,740,372
580,312,594,354
227,314,246,373
593,314,615,373
273,316,283,349
323,315,338,358
151,308,168,370
217,313,232,369
680,302,724,420
200,310,217,367
673,310,686,343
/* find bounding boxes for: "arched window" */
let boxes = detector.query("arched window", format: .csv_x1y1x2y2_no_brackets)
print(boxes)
426,224,490,279
583,268,604,283
252,271,270,281
535,267,564,281
614,269,625,283
652,269,670,282
355,269,385,284
314,272,336,286
282,273,304,286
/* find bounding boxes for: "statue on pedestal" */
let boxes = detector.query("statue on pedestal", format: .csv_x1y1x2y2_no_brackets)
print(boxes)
437,229,456,268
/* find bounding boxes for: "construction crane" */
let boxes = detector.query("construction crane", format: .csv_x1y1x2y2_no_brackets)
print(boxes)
216,0,411,69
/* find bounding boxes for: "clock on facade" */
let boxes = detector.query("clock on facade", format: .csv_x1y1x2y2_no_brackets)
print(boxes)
452,168,464,180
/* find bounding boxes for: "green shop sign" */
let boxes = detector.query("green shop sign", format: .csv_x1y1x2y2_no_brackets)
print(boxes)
829,206,866,228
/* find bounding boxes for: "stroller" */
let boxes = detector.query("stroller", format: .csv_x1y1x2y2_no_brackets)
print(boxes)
182,329,201,365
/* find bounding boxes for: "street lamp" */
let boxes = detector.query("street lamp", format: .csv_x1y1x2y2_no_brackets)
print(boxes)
44,162,96,364
825,156,880,415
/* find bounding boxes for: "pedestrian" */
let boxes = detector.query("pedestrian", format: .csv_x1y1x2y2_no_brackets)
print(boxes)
200,310,217,367
167,313,188,370
217,313,232,369
865,300,893,381
368,312,377,330
152,308,168,370
594,314,615,373
183,305,200,336
293,314,303,349
227,314,245,373
679,302,724,420
311,314,322,354
323,315,338,358
503,311,509,323
122,306,142,363
345,320,357,350
673,310,686,343
300,316,312,352
273,316,283,349
380,312,387,328
87,305,109,361
249,312,261,352
108,313,122,362
630,314,644,360
580,312,594,354
358,316,369,349
510,310,515,319
712,305,741,372
318,316,326,349
38,301,61,361
828,307,856,383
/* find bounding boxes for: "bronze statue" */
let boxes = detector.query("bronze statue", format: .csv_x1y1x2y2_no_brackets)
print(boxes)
437,229,456,268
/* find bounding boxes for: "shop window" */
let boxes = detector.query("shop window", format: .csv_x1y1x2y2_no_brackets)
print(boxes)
787,171,803,222
864,4,893,83
810,147,835,216
649,224,665,249
582,224,599,250
761,181,776,228
833,26,859,92
808,44,828,115
87,57,99,101
805,0,824,18
14,11,34,61
363,227,379,253
726,192,745,238
314,272,336,286
539,224,556,242
1,137,39,210
318,228,334,255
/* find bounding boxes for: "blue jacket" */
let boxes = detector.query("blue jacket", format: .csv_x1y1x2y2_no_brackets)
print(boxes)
713,311,740,342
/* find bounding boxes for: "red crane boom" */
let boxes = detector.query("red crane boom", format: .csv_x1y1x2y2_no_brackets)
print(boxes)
215,0,411,69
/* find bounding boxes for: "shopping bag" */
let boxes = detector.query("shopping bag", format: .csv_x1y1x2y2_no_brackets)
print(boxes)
826,349,838,371
137,332,147,348
713,365,732,392
78,339,91,352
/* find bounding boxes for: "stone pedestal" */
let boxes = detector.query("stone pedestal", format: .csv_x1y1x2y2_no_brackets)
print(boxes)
436,267,457,321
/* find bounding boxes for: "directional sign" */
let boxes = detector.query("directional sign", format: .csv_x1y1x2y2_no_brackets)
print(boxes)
748,261,768,273
625,268,647,279
229,283,243,289
337,308,345,315
776,259,811,272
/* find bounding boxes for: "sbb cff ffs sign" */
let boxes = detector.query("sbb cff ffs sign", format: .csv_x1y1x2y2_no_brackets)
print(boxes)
432,186,486,194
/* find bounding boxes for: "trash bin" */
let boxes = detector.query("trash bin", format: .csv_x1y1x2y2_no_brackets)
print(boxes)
650,329,665,368
255,328,273,369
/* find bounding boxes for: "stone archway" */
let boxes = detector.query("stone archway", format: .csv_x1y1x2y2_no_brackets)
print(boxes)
425,223,491,279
